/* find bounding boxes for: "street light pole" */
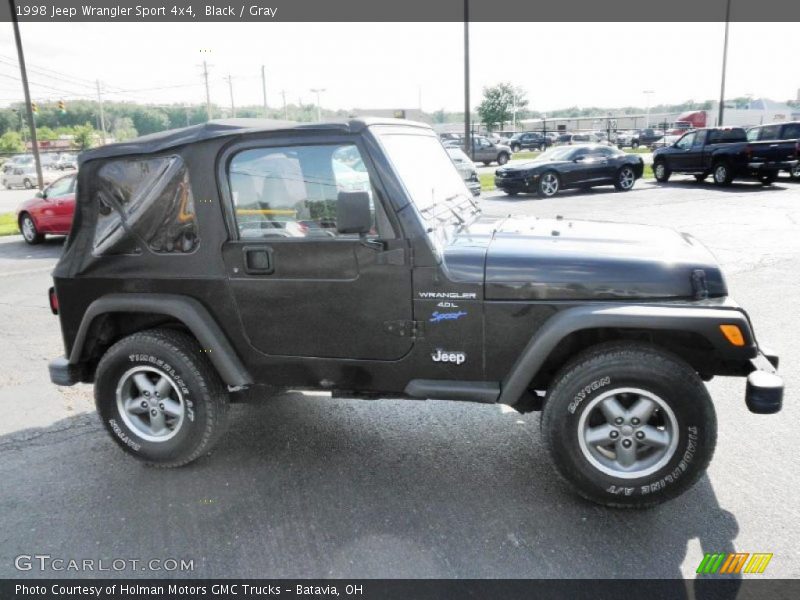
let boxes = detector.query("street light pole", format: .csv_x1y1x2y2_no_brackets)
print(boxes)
718,0,732,126
643,90,654,128
9,0,43,189
310,88,325,122
463,0,471,159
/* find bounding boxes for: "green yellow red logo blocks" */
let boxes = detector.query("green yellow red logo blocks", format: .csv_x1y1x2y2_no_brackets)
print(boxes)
697,552,773,575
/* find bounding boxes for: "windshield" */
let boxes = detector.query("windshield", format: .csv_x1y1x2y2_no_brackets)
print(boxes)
378,130,477,224
536,146,576,161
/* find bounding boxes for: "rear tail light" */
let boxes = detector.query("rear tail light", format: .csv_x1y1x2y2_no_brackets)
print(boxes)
48,287,59,315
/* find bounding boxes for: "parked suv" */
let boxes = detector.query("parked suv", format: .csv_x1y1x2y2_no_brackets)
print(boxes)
2,165,53,189
48,118,782,508
747,121,800,180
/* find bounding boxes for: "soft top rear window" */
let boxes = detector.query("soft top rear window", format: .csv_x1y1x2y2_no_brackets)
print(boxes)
92,155,198,256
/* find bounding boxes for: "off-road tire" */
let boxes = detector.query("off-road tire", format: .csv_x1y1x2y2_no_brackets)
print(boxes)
95,328,229,467
541,342,717,508
653,160,671,183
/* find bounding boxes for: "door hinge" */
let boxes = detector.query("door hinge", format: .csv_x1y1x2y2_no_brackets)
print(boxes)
384,319,424,339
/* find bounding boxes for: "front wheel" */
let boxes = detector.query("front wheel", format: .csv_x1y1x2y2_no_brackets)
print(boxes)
542,343,717,508
19,214,44,245
537,171,560,197
497,153,509,166
653,161,671,182
94,329,230,467
614,166,636,191
511,144,521,153
23,178,33,189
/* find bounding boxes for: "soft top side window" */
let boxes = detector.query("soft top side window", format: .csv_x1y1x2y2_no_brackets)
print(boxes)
92,155,198,256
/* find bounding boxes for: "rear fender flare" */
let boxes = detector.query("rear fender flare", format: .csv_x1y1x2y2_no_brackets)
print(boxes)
68,293,253,388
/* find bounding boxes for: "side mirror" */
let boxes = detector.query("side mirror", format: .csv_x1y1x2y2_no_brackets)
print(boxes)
36,191,45,199
336,191,372,235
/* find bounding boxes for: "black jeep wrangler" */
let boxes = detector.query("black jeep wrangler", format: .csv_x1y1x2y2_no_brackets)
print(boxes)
48,118,783,508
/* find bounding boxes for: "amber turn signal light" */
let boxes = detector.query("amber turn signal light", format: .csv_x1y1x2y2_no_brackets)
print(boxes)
720,324,745,347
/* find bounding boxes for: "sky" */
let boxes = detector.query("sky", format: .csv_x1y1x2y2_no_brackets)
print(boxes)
0,22,796,113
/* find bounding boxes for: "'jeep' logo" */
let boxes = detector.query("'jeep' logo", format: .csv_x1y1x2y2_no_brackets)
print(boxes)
431,349,466,365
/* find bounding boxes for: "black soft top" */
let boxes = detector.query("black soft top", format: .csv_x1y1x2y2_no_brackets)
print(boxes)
78,117,430,165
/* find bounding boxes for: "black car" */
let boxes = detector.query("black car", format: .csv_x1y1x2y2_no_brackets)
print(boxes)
495,144,644,197
507,132,550,152
47,118,782,509
747,121,800,180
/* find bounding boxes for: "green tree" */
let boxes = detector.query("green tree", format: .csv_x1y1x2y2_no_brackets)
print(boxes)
73,124,96,150
111,117,138,141
36,126,57,140
0,131,25,152
477,83,528,131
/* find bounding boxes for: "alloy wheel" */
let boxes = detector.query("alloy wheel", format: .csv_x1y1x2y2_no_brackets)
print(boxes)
115,366,186,442
540,172,559,196
577,387,679,479
618,167,635,189
21,216,36,242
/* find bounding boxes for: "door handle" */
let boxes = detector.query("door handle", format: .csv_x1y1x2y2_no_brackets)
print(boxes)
242,246,273,274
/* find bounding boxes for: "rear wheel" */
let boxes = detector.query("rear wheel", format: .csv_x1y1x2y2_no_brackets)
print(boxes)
653,161,671,183
759,173,777,186
94,329,230,467
631,141,639,149
614,166,636,191
542,343,717,508
712,162,733,186
538,171,560,197
19,213,44,245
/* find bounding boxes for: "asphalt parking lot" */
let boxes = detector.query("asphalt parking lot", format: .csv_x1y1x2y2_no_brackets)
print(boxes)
0,175,798,580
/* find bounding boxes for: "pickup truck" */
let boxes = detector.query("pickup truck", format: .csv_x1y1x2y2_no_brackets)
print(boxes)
747,121,800,180
47,118,782,509
652,127,799,185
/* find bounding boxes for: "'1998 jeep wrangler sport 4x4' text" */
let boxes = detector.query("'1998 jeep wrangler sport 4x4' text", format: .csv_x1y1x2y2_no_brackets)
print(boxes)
48,119,783,508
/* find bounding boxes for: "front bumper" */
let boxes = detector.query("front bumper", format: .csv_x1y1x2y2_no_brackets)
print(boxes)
48,356,80,386
745,350,783,414
495,174,534,193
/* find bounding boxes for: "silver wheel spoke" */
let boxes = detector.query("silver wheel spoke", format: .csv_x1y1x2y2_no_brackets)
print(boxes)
615,440,637,468
638,425,670,448
161,398,182,417
124,396,148,415
148,410,167,435
154,375,172,398
627,396,656,423
585,423,615,446
133,373,155,394
600,396,626,422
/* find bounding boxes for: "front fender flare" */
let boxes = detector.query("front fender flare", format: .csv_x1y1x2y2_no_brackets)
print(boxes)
68,293,253,388
498,303,756,406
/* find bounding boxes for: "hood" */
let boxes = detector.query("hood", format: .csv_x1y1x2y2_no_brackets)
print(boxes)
499,158,569,173
442,215,726,301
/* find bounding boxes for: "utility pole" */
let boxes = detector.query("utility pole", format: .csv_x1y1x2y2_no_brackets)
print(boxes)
511,92,517,133
96,80,107,144
261,65,268,117
201,60,212,121
310,88,325,122
224,74,235,117
9,0,43,189
718,0,732,127
281,90,287,120
463,0,471,159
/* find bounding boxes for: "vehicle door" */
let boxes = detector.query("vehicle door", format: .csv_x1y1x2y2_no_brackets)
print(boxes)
219,137,414,360
49,174,76,232
473,137,493,162
669,131,698,172
562,147,592,185
578,147,613,183
34,174,73,231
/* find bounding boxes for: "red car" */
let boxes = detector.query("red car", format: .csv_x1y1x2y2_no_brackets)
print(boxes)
16,172,76,245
